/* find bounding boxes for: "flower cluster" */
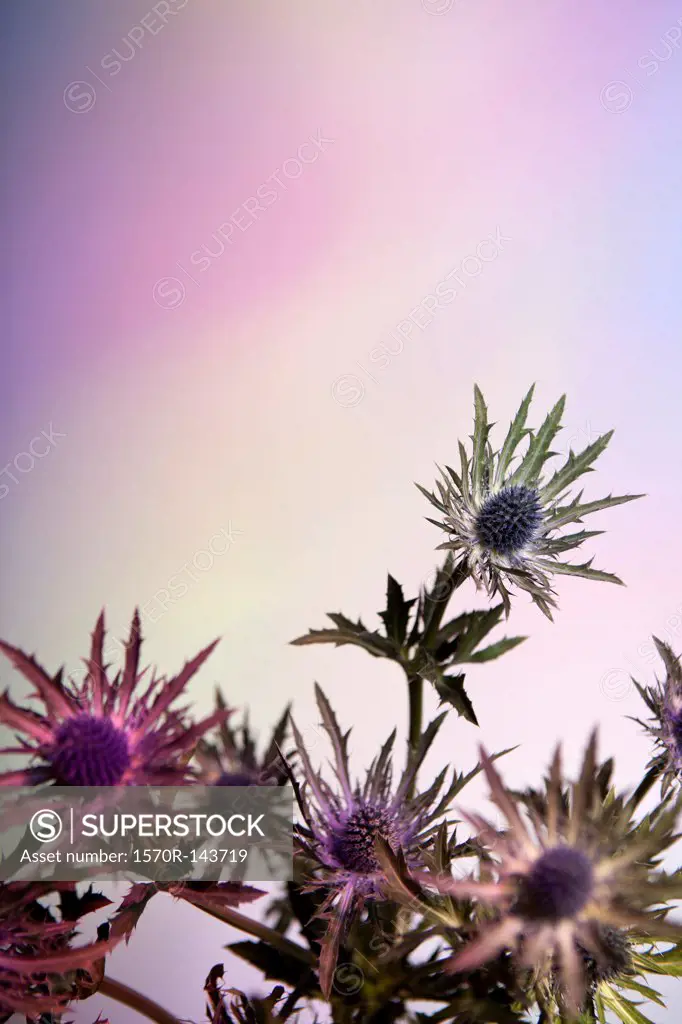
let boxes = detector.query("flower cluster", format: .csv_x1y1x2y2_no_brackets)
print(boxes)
0,385,679,1024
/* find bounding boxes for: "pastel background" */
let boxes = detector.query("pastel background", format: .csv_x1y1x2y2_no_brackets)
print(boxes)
2,0,682,1019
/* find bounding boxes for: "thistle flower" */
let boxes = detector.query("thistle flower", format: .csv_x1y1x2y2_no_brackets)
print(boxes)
632,638,682,795
286,685,461,997
417,734,682,1017
196,691,291,787
417,385,641,617
0,881,114,1021
0,610,229,786
574,925,633,987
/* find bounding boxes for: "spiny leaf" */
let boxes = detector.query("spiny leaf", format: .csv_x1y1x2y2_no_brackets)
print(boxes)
540,430,615,501
471,384,491,498
420,664,478,724
449,606,507,662
108,883,157,943
436,606,503,645
508,394,566,486
379,574,417,647
599,986,659,1024
541,529,604,554
463,636,526,663
494,383,536,485
290,617,395,658
546,492,643,530
535,557,624,584
227,941,310,989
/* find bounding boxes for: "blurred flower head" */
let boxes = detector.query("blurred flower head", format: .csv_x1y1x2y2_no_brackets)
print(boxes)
0,611,230,786
196,691,291,787
632,638,682,794
418,385,641,618
574,925,633,987
286,685,459,996
418,734,682,1017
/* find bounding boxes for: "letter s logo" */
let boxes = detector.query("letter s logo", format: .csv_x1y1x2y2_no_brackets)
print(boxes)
29,809,63,842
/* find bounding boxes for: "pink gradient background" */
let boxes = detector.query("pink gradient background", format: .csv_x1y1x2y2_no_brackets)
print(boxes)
2,0,682,1019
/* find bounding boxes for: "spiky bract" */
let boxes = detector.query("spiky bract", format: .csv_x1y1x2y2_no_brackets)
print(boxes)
632,638,682,795
196,691,291,787
0,882,115,1021
417,734,682,1017
417,385,641,618
286,685,462,997
0,611,229,786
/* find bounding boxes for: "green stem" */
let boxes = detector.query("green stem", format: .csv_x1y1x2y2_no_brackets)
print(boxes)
407,675,423,757
189,903,315,966
98,976,180,1024
406,673,423,800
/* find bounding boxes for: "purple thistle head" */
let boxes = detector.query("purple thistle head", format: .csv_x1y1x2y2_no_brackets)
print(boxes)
0,610,231,787
475,485,543,557
513,846,594,922
287,685,458,997
418,734,682,1017
633,638,682,791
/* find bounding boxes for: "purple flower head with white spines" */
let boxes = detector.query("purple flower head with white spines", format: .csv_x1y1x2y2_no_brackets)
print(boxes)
418,385,642,619
0,610,230,787
285,685,460,997
632,637,682,793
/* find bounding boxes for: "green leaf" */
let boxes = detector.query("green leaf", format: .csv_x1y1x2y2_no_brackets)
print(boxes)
463,636,526,663
379,574,417,647
540,430,614,501
494,383,535,485
508,394,566,486
616,979,666,1006
421,555,469,646
436,606,503,646
227,940,311,988
290,614,396,658
541,529,604,554
534,557,624,584
633,942,682,976
458,441,471,502
416,480,448,513
545,492,643,530
599,985,659,1024
449,606,506,662
471,384,491,499
420,663,478,724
